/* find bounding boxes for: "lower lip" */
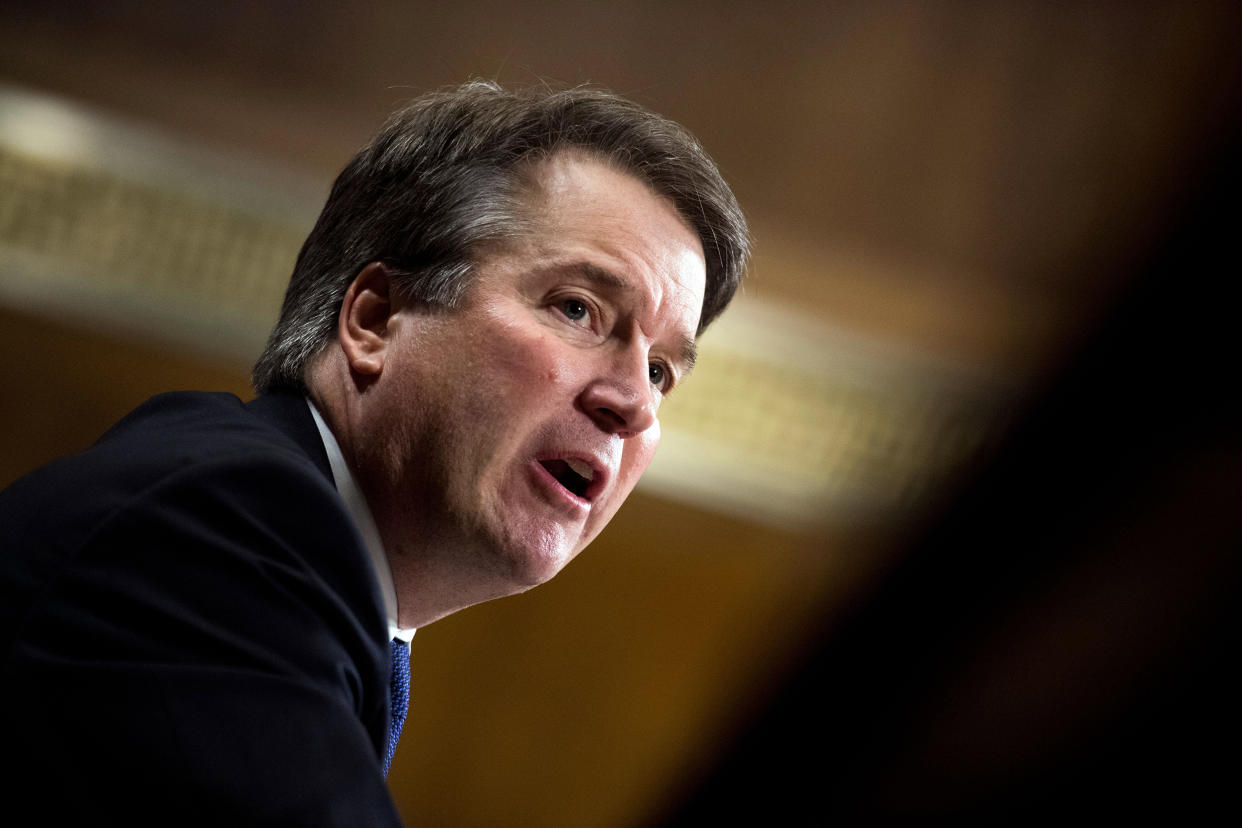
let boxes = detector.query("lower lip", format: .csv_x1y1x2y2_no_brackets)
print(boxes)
527,460,591,517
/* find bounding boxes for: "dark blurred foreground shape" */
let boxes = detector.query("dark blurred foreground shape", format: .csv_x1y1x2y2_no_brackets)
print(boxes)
659,86,1242,825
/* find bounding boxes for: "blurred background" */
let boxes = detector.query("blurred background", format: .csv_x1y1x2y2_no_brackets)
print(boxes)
2,1,1239,823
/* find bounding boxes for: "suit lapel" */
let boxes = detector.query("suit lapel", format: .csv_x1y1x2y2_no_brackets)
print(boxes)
245,390,334,483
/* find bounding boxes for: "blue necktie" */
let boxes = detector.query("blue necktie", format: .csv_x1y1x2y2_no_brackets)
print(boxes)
385,637,410,776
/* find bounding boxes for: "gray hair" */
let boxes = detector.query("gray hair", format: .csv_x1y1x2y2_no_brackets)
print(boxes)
252,80,750,393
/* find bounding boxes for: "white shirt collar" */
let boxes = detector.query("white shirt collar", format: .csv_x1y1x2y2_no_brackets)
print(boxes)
306,398,416,643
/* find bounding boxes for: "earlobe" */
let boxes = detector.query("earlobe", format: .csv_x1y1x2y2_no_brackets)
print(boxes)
339,262,397,377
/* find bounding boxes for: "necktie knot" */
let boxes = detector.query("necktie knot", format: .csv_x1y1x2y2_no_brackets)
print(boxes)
385,637,411,775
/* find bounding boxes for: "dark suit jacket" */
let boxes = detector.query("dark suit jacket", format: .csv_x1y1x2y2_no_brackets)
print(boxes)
0,390,403,826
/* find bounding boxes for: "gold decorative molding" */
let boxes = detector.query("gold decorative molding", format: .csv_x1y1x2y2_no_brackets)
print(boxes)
0,85,1014,529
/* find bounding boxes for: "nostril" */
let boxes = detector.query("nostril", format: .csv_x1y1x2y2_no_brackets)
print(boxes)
594,407,627,430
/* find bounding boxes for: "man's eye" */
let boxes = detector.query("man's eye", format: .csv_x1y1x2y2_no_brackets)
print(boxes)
560,298,590,325
648,363,667,390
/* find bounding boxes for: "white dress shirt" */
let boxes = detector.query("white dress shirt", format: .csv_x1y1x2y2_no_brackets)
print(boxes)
307,399,416,644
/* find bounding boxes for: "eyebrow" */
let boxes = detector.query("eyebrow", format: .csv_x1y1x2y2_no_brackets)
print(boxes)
566,262,699,375
571,262,628,291
676,336,699,377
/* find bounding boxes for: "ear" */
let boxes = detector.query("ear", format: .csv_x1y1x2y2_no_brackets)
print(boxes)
338,261,399,377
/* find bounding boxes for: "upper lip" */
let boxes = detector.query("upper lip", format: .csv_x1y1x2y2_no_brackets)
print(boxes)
535,451,611,502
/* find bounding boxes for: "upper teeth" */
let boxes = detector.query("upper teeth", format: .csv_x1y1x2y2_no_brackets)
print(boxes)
566,458,594,481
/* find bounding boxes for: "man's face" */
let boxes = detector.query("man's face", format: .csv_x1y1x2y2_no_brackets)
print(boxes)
356,152,707,593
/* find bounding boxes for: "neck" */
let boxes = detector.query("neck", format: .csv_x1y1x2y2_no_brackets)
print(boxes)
306,351,532,629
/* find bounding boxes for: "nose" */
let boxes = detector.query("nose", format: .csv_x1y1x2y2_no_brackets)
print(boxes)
578,349,658,437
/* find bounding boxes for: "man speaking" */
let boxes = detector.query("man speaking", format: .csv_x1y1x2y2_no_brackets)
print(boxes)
0,81,748,823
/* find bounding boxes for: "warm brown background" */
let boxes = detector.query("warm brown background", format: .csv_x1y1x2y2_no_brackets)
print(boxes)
3,2,1240,825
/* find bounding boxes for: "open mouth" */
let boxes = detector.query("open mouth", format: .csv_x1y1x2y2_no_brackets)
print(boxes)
538,458,595,499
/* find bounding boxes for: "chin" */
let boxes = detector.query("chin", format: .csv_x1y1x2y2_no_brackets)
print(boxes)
495,533,582,590
509,550,576,589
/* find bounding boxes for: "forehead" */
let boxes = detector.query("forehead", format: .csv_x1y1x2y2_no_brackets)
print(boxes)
525,151,690,233
516,152,707,324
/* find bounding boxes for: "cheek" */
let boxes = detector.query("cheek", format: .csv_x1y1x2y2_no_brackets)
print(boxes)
486,326,576,393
